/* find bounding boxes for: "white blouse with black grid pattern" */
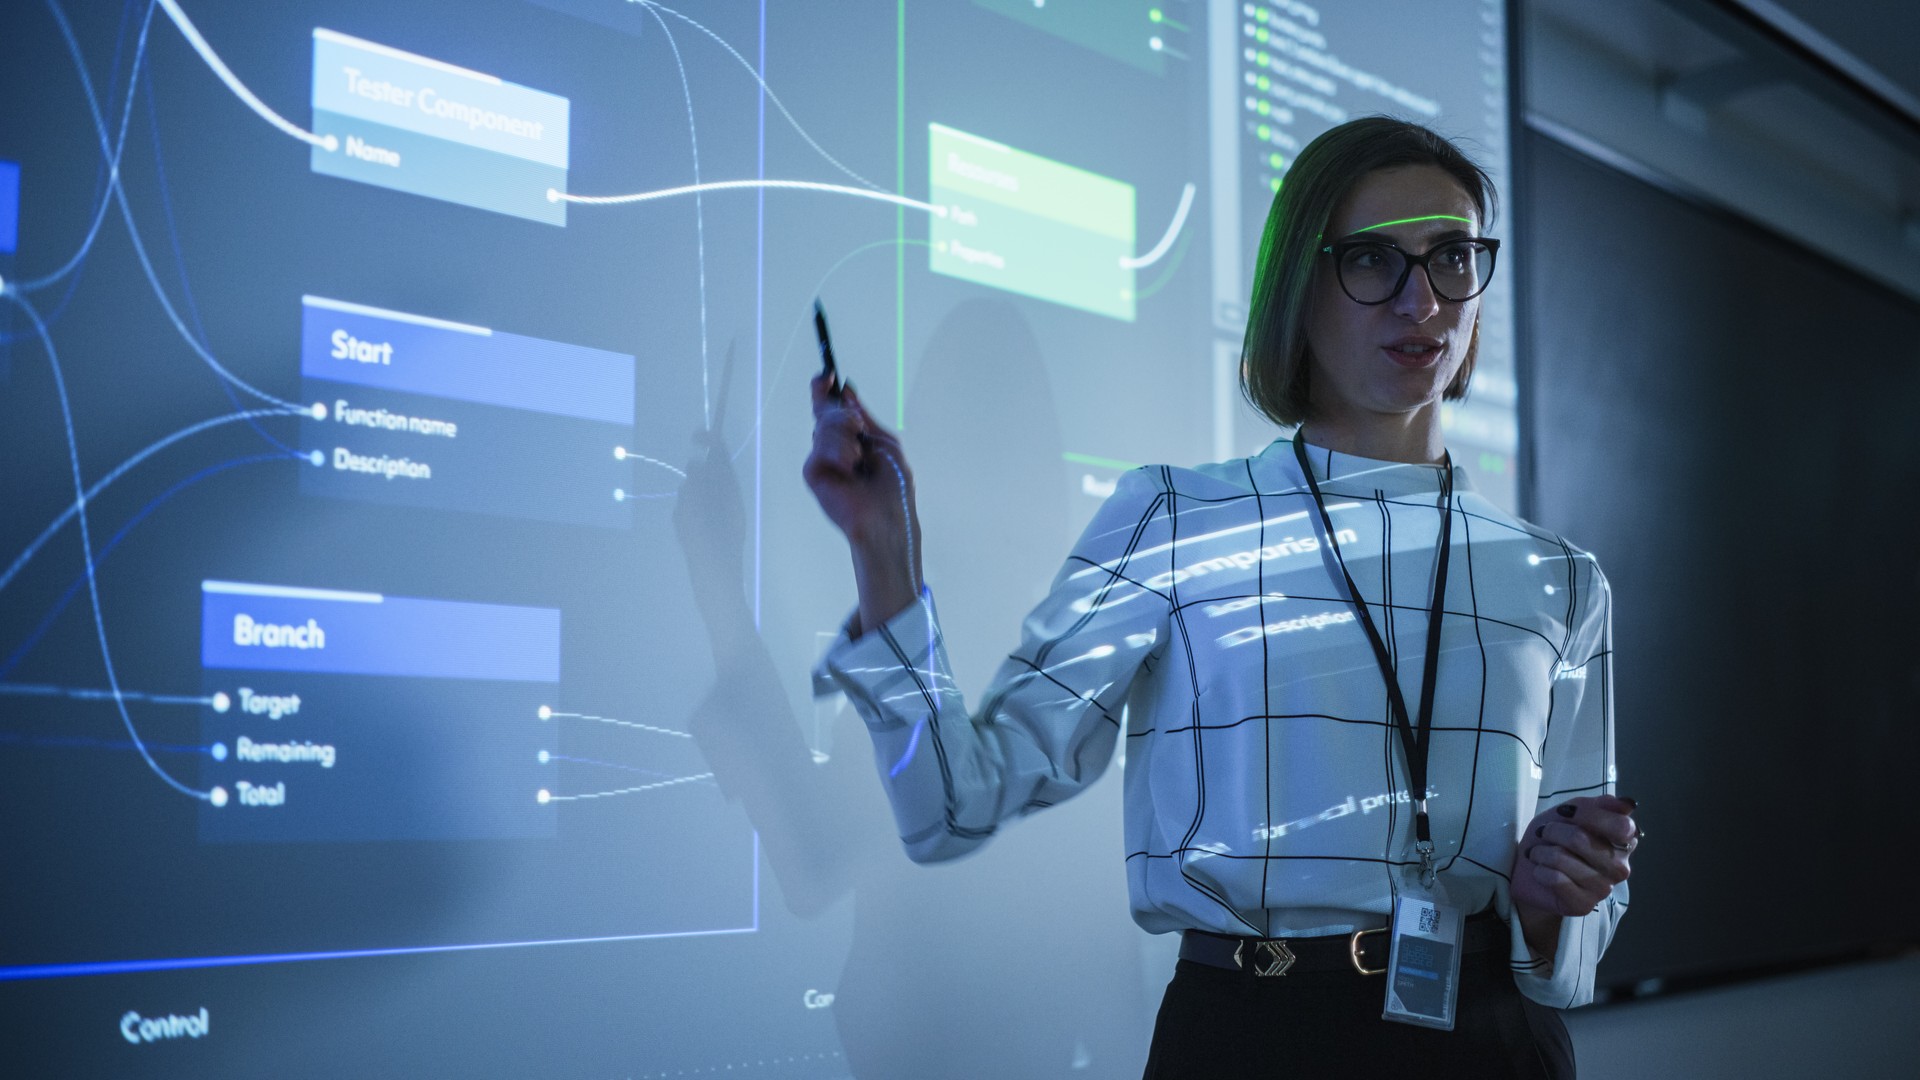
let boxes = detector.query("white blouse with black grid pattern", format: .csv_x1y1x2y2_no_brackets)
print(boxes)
818,436,1624,1008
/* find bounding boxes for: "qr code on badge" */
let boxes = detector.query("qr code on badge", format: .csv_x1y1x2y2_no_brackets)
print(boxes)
1419,904,1439,935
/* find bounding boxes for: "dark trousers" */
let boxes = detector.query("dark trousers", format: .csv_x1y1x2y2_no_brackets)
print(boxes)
1142,939,1575,1079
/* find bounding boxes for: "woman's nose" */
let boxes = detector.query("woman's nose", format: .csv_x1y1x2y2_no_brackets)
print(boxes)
1392,266,1442,320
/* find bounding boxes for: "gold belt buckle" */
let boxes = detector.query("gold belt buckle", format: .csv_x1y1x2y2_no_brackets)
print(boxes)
1233,938,1297,977
1349,927,1387,976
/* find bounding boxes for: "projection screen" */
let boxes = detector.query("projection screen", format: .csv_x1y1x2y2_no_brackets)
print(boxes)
0,1,1516,1074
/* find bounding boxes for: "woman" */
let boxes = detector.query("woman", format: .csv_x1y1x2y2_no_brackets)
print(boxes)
803,117,1637,1077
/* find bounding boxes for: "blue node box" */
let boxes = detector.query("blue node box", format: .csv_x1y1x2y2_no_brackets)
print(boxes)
309,28,569,225
200,581,560,681
0,159,19,254
299,295,637,528
0,159,17,382
198,580,563,844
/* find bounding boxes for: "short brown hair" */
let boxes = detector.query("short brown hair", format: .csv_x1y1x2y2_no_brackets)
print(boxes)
1240,117,1498,428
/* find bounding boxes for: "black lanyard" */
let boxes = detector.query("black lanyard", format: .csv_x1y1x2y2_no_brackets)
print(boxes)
1291,433,1454,887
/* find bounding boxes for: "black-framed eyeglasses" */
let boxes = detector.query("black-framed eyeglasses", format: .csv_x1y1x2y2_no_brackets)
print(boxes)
1317,237,1501,305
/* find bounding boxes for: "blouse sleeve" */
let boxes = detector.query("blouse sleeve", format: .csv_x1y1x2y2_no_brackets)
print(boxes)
1509,559,1627,1008
817,467,1173,863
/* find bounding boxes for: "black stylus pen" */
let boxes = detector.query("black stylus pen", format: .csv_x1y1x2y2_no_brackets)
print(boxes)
813,299,842,399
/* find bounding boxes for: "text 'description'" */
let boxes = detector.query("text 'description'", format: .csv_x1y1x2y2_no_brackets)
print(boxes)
310,29,570,224
928,123,1136,321
299,296,636,528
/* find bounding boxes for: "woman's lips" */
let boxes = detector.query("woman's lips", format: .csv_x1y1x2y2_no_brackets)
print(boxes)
1382,344,1441,369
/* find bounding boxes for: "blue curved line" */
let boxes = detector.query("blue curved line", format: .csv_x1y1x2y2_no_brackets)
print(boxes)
143,56,208,343
31,0,299,411
5,289,207,800
7,146,119,298
0,235,91,344
0,731,213,757
889,717,925,778
106,140,301,409
139,54,296,455
102,0,139,121
10,0,151,299
0,0,142,341
0,452,293,680
0,923,756,984
0,1,144,346
0,408,296,598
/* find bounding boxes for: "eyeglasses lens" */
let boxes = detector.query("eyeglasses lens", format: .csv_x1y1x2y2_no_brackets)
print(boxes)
1338,241,1492,303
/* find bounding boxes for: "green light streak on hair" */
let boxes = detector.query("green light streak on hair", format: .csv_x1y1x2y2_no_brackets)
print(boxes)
1063,451,1142,472
1352,213,1475,232
1314,214,1476,244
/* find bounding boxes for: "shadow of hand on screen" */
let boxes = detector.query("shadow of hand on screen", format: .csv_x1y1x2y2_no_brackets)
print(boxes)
670,315,1148,1078
672,421,870,916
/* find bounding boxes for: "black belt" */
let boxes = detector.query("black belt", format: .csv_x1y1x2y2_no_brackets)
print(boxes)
1180,910,1507,978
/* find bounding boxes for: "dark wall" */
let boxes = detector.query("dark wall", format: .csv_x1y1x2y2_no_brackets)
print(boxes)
1521,130,1920,986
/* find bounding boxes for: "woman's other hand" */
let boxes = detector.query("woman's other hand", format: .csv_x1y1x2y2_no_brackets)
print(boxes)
1511,794,1638,924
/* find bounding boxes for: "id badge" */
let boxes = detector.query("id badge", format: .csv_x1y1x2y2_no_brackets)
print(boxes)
1381,879,1465,1031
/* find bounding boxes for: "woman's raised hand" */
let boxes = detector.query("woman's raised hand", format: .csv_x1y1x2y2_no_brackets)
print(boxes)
802,375,922,632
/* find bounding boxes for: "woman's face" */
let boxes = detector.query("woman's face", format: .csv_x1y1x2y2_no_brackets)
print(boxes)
1303,164,1482,425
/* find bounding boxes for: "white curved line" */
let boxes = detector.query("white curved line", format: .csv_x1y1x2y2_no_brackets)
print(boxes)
638,4,714,432
556,179,947,217
634,1,885,193
545,773,715,801
544,711,692,738
6,290,210,801
155,0,336,151
1121,183,1196,269
619,452,687,479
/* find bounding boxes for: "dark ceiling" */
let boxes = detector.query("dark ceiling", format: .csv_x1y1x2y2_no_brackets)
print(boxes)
1735,0,1920,121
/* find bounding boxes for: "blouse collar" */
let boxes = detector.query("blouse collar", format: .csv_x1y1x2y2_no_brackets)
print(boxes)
1259,433,1474,498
